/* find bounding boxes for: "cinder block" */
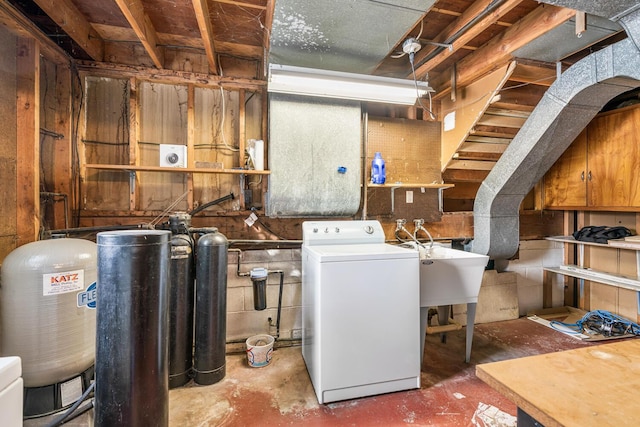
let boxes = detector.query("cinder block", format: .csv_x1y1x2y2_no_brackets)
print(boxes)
227,287,245,312
452,271,519,324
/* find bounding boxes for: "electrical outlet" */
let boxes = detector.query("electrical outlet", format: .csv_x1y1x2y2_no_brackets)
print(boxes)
291,329,302,340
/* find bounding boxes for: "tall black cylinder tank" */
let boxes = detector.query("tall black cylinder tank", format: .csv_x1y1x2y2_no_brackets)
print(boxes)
193,230,228,385
95,230,170,427
169,233,194,388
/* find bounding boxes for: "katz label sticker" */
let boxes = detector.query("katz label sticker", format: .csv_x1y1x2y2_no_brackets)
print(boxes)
77,282,97,309
43,269,85,296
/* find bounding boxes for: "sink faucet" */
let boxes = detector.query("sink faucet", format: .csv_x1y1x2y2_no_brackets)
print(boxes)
395,219,427,252
413,219,434,250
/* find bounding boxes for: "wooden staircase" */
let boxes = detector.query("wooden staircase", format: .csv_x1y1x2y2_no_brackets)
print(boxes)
440,60,556,211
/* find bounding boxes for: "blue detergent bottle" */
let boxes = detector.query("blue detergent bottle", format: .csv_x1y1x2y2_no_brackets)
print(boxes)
371,152,386,184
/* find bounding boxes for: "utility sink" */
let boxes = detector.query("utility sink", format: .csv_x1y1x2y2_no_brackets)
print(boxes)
417,245,489,363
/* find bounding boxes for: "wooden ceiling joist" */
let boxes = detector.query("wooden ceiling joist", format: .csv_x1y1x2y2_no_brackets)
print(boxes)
0,1,70,64
115,0,164,68
433,5,576,98
412,0,523,80
31,0,104,61
191,0,218,74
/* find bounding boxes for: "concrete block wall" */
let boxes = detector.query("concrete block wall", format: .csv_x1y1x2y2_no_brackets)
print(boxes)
504,240,565,316
222,240,564,343
452,270,519,325
226,249,302,341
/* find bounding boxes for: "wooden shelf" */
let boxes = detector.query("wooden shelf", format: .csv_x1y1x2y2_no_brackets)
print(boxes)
546,235,640,250
545,265,640,292
367,183,454,189
85,164,270,175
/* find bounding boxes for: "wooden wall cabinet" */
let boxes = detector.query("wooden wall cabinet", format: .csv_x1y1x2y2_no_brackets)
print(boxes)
544,104,640,210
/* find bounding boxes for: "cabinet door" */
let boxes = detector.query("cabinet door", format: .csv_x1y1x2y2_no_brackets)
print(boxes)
543,129,587,208
587,106,640,207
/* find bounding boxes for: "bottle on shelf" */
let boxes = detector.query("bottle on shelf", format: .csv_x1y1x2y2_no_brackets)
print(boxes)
371,152,386,185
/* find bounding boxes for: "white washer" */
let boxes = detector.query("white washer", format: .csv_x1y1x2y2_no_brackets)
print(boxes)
302,220,420,404
0,357,23,427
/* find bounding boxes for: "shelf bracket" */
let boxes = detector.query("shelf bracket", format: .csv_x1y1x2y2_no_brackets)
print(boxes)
129,171,136,194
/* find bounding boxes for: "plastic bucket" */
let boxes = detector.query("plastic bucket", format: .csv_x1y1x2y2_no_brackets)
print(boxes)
245,334,274,367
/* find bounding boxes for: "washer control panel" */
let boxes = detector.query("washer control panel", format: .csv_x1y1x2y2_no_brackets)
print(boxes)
302,220,385,246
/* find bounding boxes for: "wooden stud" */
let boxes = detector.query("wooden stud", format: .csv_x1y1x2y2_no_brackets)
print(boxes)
16,37,40,245
238,89,247,210
187,84,195,211
129,77,140,211
53,62,72,229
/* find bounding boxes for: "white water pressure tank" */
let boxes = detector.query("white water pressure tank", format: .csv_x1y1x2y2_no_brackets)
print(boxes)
1,238,97,388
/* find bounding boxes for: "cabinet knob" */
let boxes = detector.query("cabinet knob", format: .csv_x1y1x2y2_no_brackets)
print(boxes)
581,171,585,181
588,171,592,181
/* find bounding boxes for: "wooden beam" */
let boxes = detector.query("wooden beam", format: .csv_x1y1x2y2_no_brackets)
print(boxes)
214,0,267,10
191,0,218,74
412,0,523,80
76,61,266,90
29,0,103,61
263,0,275,74
114,0,164,68
16,37,40,245
433,5,576,98
0,1,71,64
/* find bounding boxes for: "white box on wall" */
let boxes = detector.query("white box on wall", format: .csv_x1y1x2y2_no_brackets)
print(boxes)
159,144,187,168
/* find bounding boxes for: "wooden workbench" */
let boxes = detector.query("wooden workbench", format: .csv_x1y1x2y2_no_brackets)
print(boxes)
476,338,640,427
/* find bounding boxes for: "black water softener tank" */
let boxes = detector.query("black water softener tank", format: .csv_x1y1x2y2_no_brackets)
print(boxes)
95,230,171,427
193,229,229,385
168,213,195,388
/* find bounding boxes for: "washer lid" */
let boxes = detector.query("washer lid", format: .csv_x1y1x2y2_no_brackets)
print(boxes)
0,357,21,391
305,243,418,262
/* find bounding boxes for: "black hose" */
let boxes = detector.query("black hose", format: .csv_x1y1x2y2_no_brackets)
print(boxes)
44,382,95,427
188,193,234,216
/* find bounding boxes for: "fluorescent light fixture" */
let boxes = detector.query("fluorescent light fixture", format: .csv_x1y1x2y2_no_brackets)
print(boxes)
268,64,434,105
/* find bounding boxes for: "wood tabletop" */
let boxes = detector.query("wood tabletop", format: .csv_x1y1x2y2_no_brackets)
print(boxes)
476,338,640,427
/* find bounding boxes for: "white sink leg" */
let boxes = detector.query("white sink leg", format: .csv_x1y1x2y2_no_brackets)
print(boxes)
437,305,450,343
420,307,428,364
466,303,477,363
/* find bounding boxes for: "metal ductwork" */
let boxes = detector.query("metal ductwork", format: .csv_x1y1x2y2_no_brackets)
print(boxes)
473,2,640,259
269,0,436,74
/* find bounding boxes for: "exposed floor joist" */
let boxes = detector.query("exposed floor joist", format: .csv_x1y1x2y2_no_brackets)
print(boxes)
115,0,164,68
433,5,576,98
31,0,104,61
411,0,524,80
192,0,218,74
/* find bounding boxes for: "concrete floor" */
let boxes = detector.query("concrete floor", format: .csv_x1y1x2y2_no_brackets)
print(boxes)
26,317,597,426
